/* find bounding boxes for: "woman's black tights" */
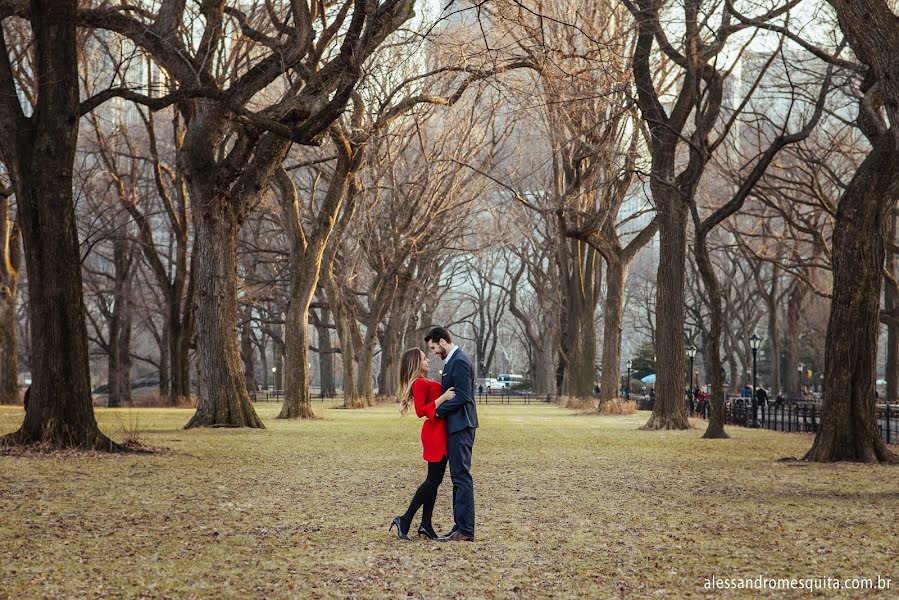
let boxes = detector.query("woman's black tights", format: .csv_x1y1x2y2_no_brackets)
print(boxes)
399,457,447,534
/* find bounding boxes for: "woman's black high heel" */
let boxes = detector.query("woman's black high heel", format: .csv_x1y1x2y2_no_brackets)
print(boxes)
389,516,410,540
417,524,439,540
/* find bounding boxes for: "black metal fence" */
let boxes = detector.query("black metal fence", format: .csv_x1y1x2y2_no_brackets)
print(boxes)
250,389,556,405
690,397,898,444
249,390,335,402
475,391,555,404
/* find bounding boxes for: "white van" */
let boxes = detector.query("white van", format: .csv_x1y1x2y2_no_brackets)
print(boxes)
496,374,524,389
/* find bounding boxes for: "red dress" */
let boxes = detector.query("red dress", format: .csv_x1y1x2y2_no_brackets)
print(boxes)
412,378,447,462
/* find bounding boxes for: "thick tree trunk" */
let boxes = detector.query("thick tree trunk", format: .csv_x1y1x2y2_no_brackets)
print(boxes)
600,259,627,403
0,287,18,404
278,291,315,419
0,194,19,405
377,275,413,397
643,198,690,430
532,339,559,397
561,240,600,400
185,202,263,428
316,308,336,397
805,137,898,463
694,234,728,439
0,0,118,449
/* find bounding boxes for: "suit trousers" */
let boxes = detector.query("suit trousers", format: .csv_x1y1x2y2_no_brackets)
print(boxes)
447,426,476,536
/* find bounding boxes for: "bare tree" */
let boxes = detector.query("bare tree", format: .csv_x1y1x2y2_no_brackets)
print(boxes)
0,0,117,449
802,0,899,463
622,0,803,430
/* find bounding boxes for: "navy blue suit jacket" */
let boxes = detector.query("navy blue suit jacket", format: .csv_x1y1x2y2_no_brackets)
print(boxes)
435,347,479,434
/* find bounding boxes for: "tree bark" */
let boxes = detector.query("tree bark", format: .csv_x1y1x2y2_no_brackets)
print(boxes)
316,307,336,397
240,307,258,393
783,279,806,398
279,293,315,419
884,215,898,402
599,258,628,403
804,135,898,463
694,231,728,439
0,195,20,404
185,199,263,428
0,0,117,449
107,233,134,408
642,198,690,430
560,239,601,400
377,271,414,396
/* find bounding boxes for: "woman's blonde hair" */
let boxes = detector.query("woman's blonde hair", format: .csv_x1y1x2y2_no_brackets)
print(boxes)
397,347,424,416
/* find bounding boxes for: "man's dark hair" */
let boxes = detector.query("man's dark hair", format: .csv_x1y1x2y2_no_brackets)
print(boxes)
424,327,452,344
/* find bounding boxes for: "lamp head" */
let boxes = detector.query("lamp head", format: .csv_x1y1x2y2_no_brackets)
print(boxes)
750,333,761,351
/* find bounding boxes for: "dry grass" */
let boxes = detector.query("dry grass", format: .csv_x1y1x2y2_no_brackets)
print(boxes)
598,398,637,415
561,395,597,410
1,402,897,599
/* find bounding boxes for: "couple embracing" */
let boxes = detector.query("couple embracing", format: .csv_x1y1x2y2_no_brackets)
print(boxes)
389,327,478,542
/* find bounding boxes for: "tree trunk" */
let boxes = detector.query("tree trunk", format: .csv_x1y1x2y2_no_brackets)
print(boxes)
377,274,413,397
0,197,20,404
784,280,805,398
169,305,192,404
765,271,782,396
805,136,898,463
107,234,133,408
694,233,728,439
240,308,258,393
159,324,170,399
185,200,263,428
258,334,269,389
357,332,376,402
884,215,898,402
324,261,364,407
316,308,336,397
599,258,627,403
561,240,600,400
278,290,315,419
0,0,117,449
0,286,18,404
642,197,690,430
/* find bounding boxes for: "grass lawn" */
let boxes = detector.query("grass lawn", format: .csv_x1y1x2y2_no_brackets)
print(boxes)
1,402,897,599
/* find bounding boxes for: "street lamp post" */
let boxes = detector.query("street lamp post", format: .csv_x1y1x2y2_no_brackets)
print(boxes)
272,366,277,393
749,334,761,428
687,345,696,413
626,360,632,400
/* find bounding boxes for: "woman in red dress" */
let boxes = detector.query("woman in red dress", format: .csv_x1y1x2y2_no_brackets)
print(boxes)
390,347,455,540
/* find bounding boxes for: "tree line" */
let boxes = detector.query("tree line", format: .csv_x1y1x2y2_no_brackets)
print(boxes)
0,0,896,464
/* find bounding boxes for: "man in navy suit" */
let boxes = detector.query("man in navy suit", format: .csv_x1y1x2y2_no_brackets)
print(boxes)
425,326,478,542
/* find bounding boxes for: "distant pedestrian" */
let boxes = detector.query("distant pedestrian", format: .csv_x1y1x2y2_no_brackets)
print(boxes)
756,387,769,422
